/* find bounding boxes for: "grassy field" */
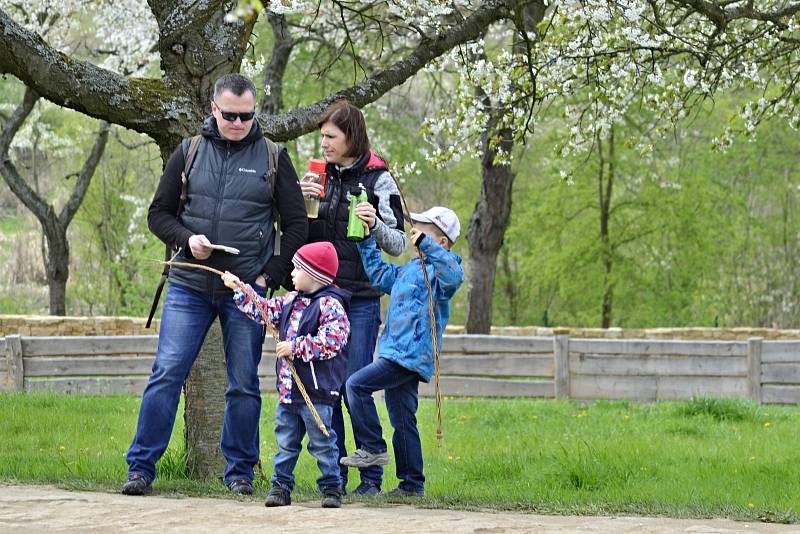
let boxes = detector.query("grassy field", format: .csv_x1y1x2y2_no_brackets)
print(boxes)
0,392,797,523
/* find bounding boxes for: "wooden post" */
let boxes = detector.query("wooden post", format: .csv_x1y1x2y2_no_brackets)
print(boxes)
747,337,762,403
6,335,24,391
554,334,570,400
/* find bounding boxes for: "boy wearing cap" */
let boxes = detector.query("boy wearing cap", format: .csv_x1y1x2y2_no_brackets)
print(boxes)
340,206,464,497
221,241,351,508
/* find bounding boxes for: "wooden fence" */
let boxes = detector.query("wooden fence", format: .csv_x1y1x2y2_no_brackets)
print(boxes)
2,334,800,403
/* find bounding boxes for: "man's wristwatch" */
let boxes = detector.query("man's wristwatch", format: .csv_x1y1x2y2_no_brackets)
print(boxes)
255,274,271,288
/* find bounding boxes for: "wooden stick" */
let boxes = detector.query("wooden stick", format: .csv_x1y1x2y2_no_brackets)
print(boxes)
159,260,330,436
388,177,445,447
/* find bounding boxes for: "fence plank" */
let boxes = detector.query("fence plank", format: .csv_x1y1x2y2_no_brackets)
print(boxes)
761,363,800,385
761,341,800,363
23,356,155,377
569,339,747,356
569,354,748,376
762,385,800,404
0,372,9,391
24,377,149,395
6,335,23,391
554,335,570,399
654,376,748,400
440,335,553,354
437,354,553,377
570,375,658,401
419,377,554,398
21,336,159,356
748,337,762,402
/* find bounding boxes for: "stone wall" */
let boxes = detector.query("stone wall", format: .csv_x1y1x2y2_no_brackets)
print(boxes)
2,315,799,340
0,315,159,336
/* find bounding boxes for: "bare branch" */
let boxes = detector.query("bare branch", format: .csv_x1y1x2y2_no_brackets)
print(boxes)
0,87,51,221
60,121,111,226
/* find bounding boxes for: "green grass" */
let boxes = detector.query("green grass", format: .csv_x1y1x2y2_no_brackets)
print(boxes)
0,393,798,522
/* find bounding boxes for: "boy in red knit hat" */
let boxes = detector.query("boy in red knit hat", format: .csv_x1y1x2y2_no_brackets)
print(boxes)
222,241,351,508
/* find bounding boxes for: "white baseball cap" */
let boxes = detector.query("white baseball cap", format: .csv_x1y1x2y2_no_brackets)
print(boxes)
410,206,461,243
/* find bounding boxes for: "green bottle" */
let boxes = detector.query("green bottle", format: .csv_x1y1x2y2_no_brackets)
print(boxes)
347,183,368,241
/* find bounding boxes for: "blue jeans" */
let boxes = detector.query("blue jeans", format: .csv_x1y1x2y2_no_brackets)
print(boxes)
126,283,265,484
271,402,340,491
331,296,382,488
346,358,424,493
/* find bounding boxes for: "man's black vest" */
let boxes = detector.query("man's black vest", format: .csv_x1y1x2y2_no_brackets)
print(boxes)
170,118,275,295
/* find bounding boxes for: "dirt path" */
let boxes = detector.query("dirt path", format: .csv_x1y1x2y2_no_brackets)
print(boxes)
1,485,798,533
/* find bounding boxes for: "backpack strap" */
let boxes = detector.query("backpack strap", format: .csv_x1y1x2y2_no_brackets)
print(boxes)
146,135,203,328
264,137,281,256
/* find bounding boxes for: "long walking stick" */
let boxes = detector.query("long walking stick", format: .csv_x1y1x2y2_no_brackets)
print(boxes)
387,181,445,447
160,260,330,436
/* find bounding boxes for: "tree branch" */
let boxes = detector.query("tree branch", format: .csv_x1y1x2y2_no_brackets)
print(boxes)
261,0,514,141
60,121,111,227
0,9,194,139
261,12,295,115
0,87,52,222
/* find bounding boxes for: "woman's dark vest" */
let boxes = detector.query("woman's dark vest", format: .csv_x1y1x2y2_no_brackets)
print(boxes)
170,120,275,295
307,151,389,299
278,286,351,405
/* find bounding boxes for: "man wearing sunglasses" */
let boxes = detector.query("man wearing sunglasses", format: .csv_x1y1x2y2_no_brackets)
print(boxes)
123,74,308,497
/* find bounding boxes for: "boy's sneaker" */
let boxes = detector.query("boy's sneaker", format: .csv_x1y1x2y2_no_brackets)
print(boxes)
321,486,342,508
352,481,380,496
264,484,291,507
385,486,425,498
227,479,254,495
339,448,389,468
121,473,152,495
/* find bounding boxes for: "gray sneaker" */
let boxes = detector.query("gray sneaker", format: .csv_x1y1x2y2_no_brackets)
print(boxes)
339,448,390,468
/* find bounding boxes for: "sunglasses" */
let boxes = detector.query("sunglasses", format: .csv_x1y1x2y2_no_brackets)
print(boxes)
214,103,255,122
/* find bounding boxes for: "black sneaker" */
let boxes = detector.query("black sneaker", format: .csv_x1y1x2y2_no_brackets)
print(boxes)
385,486,424,498
264,484,291,507
121,473,152,495
228,479,254,495
321,486,342,508
352,481,380,496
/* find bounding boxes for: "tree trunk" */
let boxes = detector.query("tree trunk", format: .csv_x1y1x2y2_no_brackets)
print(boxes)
465,122,515,333
464,48,517,334
43,225,69,316
598,128,615,328
184,320,228,480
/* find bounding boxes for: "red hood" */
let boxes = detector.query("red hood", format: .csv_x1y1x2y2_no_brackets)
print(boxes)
364,150,388,172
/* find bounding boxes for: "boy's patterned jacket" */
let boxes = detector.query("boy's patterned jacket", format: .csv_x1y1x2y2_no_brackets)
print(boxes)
233,284,351,405
357,234,463,382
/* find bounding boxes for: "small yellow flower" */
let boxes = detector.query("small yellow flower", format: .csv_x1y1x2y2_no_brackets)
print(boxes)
59,445,65,451
749,456,756,461
748,503,755,508
532,415,539,420
763,422,771,428
623,415,630,420
762,412,769,416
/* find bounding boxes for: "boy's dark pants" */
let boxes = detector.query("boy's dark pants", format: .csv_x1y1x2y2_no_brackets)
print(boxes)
346,358,425,493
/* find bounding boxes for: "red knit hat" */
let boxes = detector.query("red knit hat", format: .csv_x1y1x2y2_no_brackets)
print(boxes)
292,242,339,285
